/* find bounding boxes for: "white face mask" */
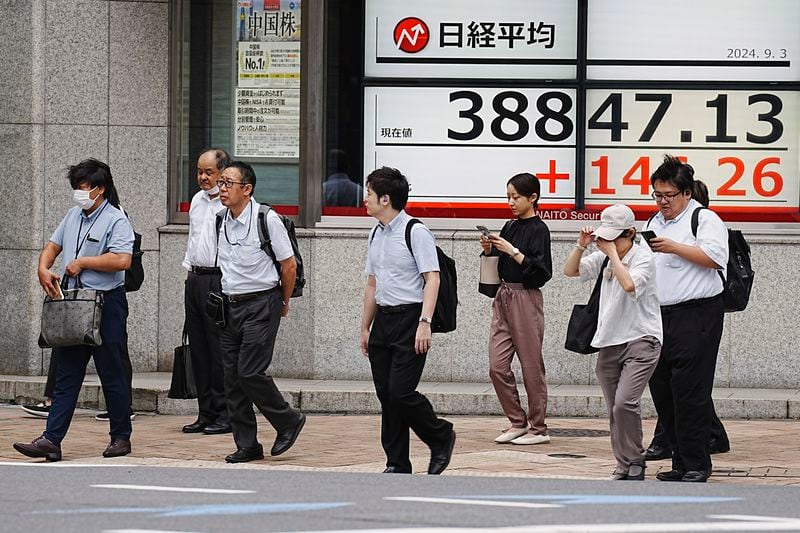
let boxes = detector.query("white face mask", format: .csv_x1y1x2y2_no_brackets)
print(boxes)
73,187,98,210
206,185,220,196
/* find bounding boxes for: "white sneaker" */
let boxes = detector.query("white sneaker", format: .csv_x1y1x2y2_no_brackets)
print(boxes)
494,427,529,443
510,433,551,445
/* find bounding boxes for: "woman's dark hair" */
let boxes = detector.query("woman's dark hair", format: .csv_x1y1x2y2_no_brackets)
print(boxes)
226,160,257,192
67,158,120,208
650,154,695,193
506,172,541,208
692,179,710,207
366,166,409,210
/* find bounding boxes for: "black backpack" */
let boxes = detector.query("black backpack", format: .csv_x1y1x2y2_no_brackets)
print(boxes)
690,207,753,313
215,204,306,298
370,218,458,333
120,207,144,292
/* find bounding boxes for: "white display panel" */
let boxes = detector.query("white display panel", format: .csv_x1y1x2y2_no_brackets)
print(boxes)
584,90,800,216
587,0,800,81
364,87,577,205
364,0,578,79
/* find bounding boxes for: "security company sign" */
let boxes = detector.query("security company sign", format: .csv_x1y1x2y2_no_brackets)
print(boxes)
364,0,578,79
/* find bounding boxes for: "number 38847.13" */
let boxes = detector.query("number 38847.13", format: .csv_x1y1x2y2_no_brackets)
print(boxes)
447,90,574,143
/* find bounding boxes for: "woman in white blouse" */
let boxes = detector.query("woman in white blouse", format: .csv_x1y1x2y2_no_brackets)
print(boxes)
564,204,662,480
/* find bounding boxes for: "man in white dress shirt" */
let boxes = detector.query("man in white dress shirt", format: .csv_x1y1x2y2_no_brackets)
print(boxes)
359,166,456,475
644,155,729,483
180,149,231,435
215,160,305,463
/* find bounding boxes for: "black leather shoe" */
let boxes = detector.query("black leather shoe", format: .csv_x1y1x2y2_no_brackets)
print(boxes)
644,444,673,461
271,413,306,456
709,439,730,454
383,466,412,474
182,420,208,433
428,429,456,475
681,470,710,482
203,422,232,435
225,445,264,463
103,438,132,458
626,463,646,480
13,436,62,462
656,469,685,481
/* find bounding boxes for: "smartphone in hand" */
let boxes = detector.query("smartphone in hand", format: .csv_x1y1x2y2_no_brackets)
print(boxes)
640,230,657,246
476,225,491,237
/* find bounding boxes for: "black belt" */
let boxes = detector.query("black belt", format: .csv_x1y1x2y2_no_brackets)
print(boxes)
377,303,422,314
191,266,221,275
225,287,278,304
660,294,722,312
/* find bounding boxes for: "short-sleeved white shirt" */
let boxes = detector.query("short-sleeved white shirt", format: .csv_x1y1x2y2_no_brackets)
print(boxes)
182,189,222,269
365,210,439,306
579,243,663,348
217,198,293,295
644,199,728,306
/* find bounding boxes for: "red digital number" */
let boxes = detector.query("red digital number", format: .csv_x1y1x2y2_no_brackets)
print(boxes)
590,155,616,194
717,156,783,197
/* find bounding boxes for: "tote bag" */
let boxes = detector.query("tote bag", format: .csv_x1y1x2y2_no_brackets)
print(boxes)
564,257,608,355
478,254,501,298
38,276,103,348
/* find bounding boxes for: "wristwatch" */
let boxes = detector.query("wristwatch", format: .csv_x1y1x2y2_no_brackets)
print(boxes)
511,247,521,257
419,316,432,324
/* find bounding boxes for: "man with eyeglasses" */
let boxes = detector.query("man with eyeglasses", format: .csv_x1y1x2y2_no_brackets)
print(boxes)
642,155,729,483
214,161,305,463
180,148,232,436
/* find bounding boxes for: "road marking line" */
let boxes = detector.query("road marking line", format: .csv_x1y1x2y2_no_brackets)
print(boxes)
385,496,562,509
92,484,255,494
0,461,134,468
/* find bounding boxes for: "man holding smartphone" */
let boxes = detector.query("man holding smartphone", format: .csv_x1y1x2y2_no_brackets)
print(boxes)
643,155,728,483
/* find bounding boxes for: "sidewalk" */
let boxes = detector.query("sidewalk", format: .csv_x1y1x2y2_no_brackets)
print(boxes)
2,373,800,419
1,372,799,485
1,406,798,486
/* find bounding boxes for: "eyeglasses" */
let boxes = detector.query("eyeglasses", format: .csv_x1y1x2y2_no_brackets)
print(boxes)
651,191,684,202
215,179,246,189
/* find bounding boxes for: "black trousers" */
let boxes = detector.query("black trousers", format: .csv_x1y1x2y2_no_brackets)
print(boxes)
184,272,229,425
220,288,300,450
368,304,452,471
650,404,729,448
648,295,724,473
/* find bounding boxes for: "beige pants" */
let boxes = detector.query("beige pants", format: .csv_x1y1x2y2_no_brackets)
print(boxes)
596,336,661,472
488,283,548,435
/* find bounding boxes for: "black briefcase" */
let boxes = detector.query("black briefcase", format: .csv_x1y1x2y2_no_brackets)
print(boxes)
168,329,197,399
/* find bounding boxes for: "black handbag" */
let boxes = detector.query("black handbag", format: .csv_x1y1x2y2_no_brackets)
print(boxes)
565,257,609,355
168,328,197,399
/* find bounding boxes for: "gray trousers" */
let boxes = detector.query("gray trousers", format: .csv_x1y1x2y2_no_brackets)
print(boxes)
596,336,661,473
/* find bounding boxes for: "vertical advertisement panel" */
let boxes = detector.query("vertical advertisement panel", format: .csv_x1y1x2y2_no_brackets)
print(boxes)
235,1,301,159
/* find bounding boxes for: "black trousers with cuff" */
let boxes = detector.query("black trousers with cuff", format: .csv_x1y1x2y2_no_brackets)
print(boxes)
648,295,725,473
368,303,453,472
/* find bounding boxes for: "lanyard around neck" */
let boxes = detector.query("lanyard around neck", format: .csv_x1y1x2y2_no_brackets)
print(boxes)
74,202,108,260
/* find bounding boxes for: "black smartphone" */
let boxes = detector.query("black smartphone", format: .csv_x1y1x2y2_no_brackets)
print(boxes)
640,230,657,245
476,225,491,237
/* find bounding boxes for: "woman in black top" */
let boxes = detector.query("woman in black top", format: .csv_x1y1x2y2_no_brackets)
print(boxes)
480,173,553,445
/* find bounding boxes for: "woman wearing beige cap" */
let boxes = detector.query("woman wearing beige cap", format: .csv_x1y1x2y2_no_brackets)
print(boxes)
564,204,662,480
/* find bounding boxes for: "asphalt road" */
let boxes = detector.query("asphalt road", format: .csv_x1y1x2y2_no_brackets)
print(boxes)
2,463,800,533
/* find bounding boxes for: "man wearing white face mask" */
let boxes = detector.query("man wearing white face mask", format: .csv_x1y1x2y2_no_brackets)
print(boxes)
179,148,232,435
13,159,134,461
